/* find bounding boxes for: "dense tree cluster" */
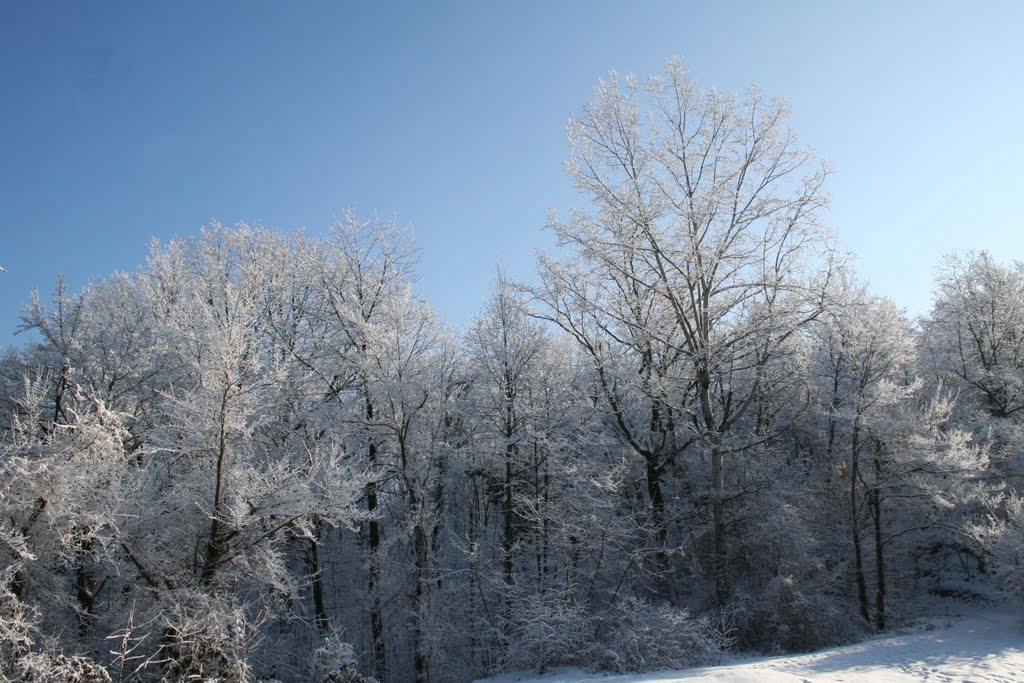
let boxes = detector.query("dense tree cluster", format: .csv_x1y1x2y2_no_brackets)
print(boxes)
1,61,1019,682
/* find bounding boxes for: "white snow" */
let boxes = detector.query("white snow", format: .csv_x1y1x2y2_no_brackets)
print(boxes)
478,607,1024,683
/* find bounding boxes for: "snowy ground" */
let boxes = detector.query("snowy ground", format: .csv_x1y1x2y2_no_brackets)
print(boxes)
478,607,1024,682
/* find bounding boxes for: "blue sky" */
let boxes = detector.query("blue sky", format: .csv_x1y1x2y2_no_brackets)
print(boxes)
2,1,1022,347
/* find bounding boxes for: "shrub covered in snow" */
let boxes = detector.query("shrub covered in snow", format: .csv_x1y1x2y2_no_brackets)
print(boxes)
970,492,1024,600
500,592,592,673
155,589,254,683
588,595,727,673
497,592,726,676
1,567,111,682
312,634,378,683
726,576,861,653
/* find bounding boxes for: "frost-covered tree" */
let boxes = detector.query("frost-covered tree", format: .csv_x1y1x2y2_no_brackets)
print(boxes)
0,376,128,680
7,224,369,681
358,288,456,683
919,252,1024,487
539,57,840,602
921,252,1024,422
287,212,420,680
815,290,916,624
465,273,554,593
461,274,613,674
534,236,695,600
806,284,989,630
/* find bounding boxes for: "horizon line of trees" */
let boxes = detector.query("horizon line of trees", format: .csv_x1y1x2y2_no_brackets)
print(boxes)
2,59,1022,683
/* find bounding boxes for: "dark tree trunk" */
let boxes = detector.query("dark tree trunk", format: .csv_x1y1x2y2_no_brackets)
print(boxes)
75,534,100,638
365,394,387,681
202,380,232,585
872,456,886,630
710,440,728,604
503,439,516,589
413,519,428,683
850,417,870,624
305,527,329,636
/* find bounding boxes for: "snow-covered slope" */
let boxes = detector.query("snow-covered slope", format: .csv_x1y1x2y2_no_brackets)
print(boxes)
479,607,1024,683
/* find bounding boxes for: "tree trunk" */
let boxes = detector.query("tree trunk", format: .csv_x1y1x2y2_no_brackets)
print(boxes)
202,379,232,585
850,417,870,624
542,459,550,582
503,438,516,589
710,440,728,604
413,519,428,683
696,366,730,605
305,527,329,636
872,456,886,630
826,360,843,461
365,395,387,681
75,534,99,638
51,359,72,432
645,454,675,598
400,432,429,683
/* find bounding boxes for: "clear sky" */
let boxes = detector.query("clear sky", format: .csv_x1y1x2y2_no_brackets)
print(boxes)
2,1,1022,347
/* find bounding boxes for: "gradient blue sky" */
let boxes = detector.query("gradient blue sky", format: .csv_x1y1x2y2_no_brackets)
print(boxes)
2,1,1022,347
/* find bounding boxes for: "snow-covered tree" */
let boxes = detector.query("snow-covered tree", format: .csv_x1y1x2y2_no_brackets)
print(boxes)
539,57,841,602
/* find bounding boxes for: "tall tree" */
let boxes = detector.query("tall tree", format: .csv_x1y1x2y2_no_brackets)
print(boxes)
295,212,419,680
540,58,840,602
814,290,915,625
920,251,1024,456
466,273,552,592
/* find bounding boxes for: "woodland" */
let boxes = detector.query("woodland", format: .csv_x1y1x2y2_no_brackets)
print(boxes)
1,60,1022,683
